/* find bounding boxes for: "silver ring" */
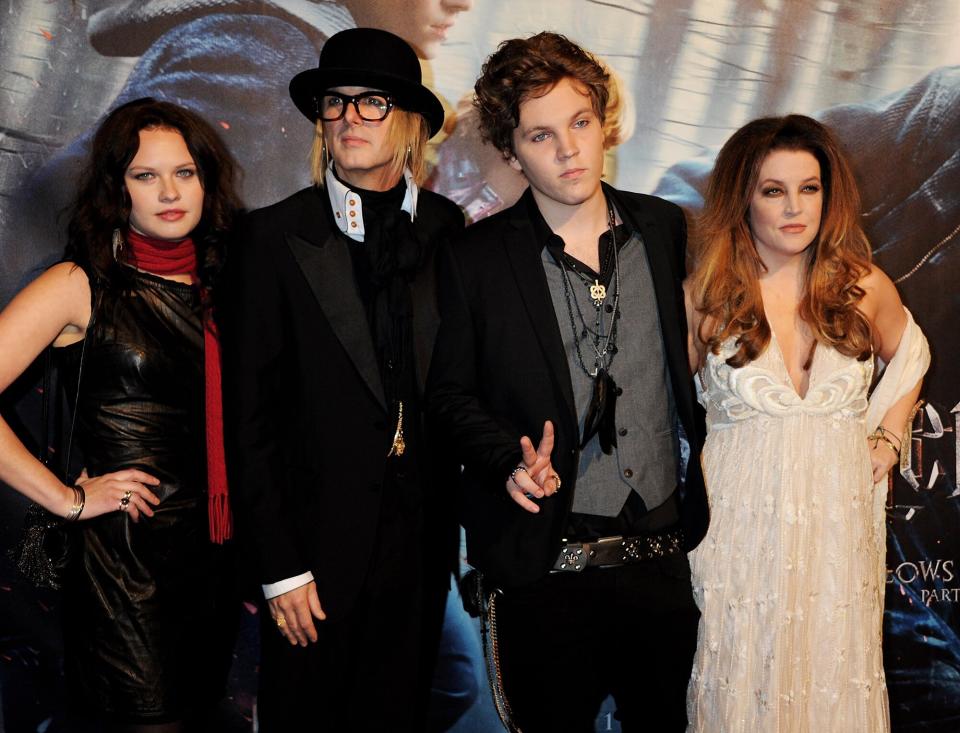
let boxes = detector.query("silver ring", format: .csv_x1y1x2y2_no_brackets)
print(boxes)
119,490,133,511
509,464,528,483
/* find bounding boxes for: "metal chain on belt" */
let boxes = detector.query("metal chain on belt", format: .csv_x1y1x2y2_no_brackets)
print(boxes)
481,588,523,732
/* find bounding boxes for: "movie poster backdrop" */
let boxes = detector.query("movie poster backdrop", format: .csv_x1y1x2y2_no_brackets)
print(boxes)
0,1,957,730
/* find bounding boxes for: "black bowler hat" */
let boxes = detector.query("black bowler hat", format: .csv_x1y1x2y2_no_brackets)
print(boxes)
289,27,445,138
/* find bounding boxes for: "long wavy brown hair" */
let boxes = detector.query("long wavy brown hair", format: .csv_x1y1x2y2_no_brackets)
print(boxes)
689,114,873,368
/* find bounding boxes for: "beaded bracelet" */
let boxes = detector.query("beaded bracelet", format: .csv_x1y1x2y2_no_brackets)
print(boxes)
508,464,528,484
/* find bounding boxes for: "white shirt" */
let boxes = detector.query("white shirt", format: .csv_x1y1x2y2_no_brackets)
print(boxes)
323,165,418,241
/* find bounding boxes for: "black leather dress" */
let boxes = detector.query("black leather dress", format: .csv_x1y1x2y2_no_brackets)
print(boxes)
58,267,224,724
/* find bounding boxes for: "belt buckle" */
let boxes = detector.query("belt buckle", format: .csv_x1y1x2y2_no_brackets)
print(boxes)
553,541,587,572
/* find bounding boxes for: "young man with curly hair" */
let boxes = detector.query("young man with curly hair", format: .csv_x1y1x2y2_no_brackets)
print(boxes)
427,32,709,732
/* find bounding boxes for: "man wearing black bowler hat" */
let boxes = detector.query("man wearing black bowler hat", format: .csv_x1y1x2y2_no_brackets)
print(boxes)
220,27,464,730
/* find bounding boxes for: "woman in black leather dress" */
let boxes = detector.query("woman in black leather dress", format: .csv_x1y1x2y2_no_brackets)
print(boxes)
0,98,240,731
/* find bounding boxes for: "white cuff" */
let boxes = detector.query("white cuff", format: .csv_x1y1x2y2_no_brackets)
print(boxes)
262,571,314,600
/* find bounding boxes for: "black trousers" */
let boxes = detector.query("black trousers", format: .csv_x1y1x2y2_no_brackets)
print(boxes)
256,493,429,733
495,555,699,733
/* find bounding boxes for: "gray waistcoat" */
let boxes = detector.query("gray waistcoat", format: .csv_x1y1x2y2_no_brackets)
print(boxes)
542,230,679,517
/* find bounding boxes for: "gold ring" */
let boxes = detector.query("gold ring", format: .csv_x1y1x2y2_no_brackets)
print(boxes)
276,615,286,628
550,473,561,492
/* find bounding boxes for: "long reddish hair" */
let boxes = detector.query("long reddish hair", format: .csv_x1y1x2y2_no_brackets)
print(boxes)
689,114,873,367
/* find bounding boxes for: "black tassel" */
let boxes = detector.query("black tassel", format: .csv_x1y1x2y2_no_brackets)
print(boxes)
581,369,618,454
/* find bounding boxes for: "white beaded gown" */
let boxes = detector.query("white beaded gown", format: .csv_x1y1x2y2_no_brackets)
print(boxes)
686,333,891,732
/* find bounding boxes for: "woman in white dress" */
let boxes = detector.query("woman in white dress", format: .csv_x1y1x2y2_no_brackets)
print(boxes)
683,114,929,732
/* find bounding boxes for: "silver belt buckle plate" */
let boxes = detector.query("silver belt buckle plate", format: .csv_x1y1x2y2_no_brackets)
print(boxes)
553,542,587,572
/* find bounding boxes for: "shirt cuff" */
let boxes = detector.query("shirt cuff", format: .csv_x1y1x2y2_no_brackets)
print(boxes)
262,571,314,600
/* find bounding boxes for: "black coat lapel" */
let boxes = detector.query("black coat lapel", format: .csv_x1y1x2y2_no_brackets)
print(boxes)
607,186,689,412
409,249,440,397
502,208,578,428
286,228,387,411
411,194,466,397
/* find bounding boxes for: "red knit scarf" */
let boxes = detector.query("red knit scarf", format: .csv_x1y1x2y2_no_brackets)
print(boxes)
126,229,232,543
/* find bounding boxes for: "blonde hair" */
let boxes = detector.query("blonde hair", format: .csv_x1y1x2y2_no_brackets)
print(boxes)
601,63,634,149
310,108,430,187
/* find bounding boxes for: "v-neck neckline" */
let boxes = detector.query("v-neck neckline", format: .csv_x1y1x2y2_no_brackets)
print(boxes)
768,327,816,400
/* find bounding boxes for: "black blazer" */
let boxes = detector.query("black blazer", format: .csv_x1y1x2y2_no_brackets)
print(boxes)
426,184,708,588
221,185,464,618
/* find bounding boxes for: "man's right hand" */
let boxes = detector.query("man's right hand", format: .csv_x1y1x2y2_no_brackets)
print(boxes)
506,420,561,514
267,580,326,646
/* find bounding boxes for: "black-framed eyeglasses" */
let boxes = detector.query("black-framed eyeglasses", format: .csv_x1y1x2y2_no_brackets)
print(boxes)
317,91,395,122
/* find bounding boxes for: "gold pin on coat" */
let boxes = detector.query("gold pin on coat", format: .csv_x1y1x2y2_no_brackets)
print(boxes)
388,400,406,457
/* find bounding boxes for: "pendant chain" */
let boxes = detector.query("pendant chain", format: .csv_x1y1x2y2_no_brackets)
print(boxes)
558,201,621,378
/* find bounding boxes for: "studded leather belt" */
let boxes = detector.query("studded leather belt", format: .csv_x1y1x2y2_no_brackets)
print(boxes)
550,527,685,573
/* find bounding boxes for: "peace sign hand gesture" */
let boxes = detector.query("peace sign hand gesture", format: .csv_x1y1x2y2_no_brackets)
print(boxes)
505,420,562,514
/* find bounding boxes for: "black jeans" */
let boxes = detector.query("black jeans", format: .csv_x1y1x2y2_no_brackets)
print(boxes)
495,555,699,733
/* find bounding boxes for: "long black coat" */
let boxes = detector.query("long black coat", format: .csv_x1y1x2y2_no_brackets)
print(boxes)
426,184,709,588
221,185,464,619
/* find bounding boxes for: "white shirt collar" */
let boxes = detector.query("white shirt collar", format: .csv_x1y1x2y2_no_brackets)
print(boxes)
324,166,418,242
